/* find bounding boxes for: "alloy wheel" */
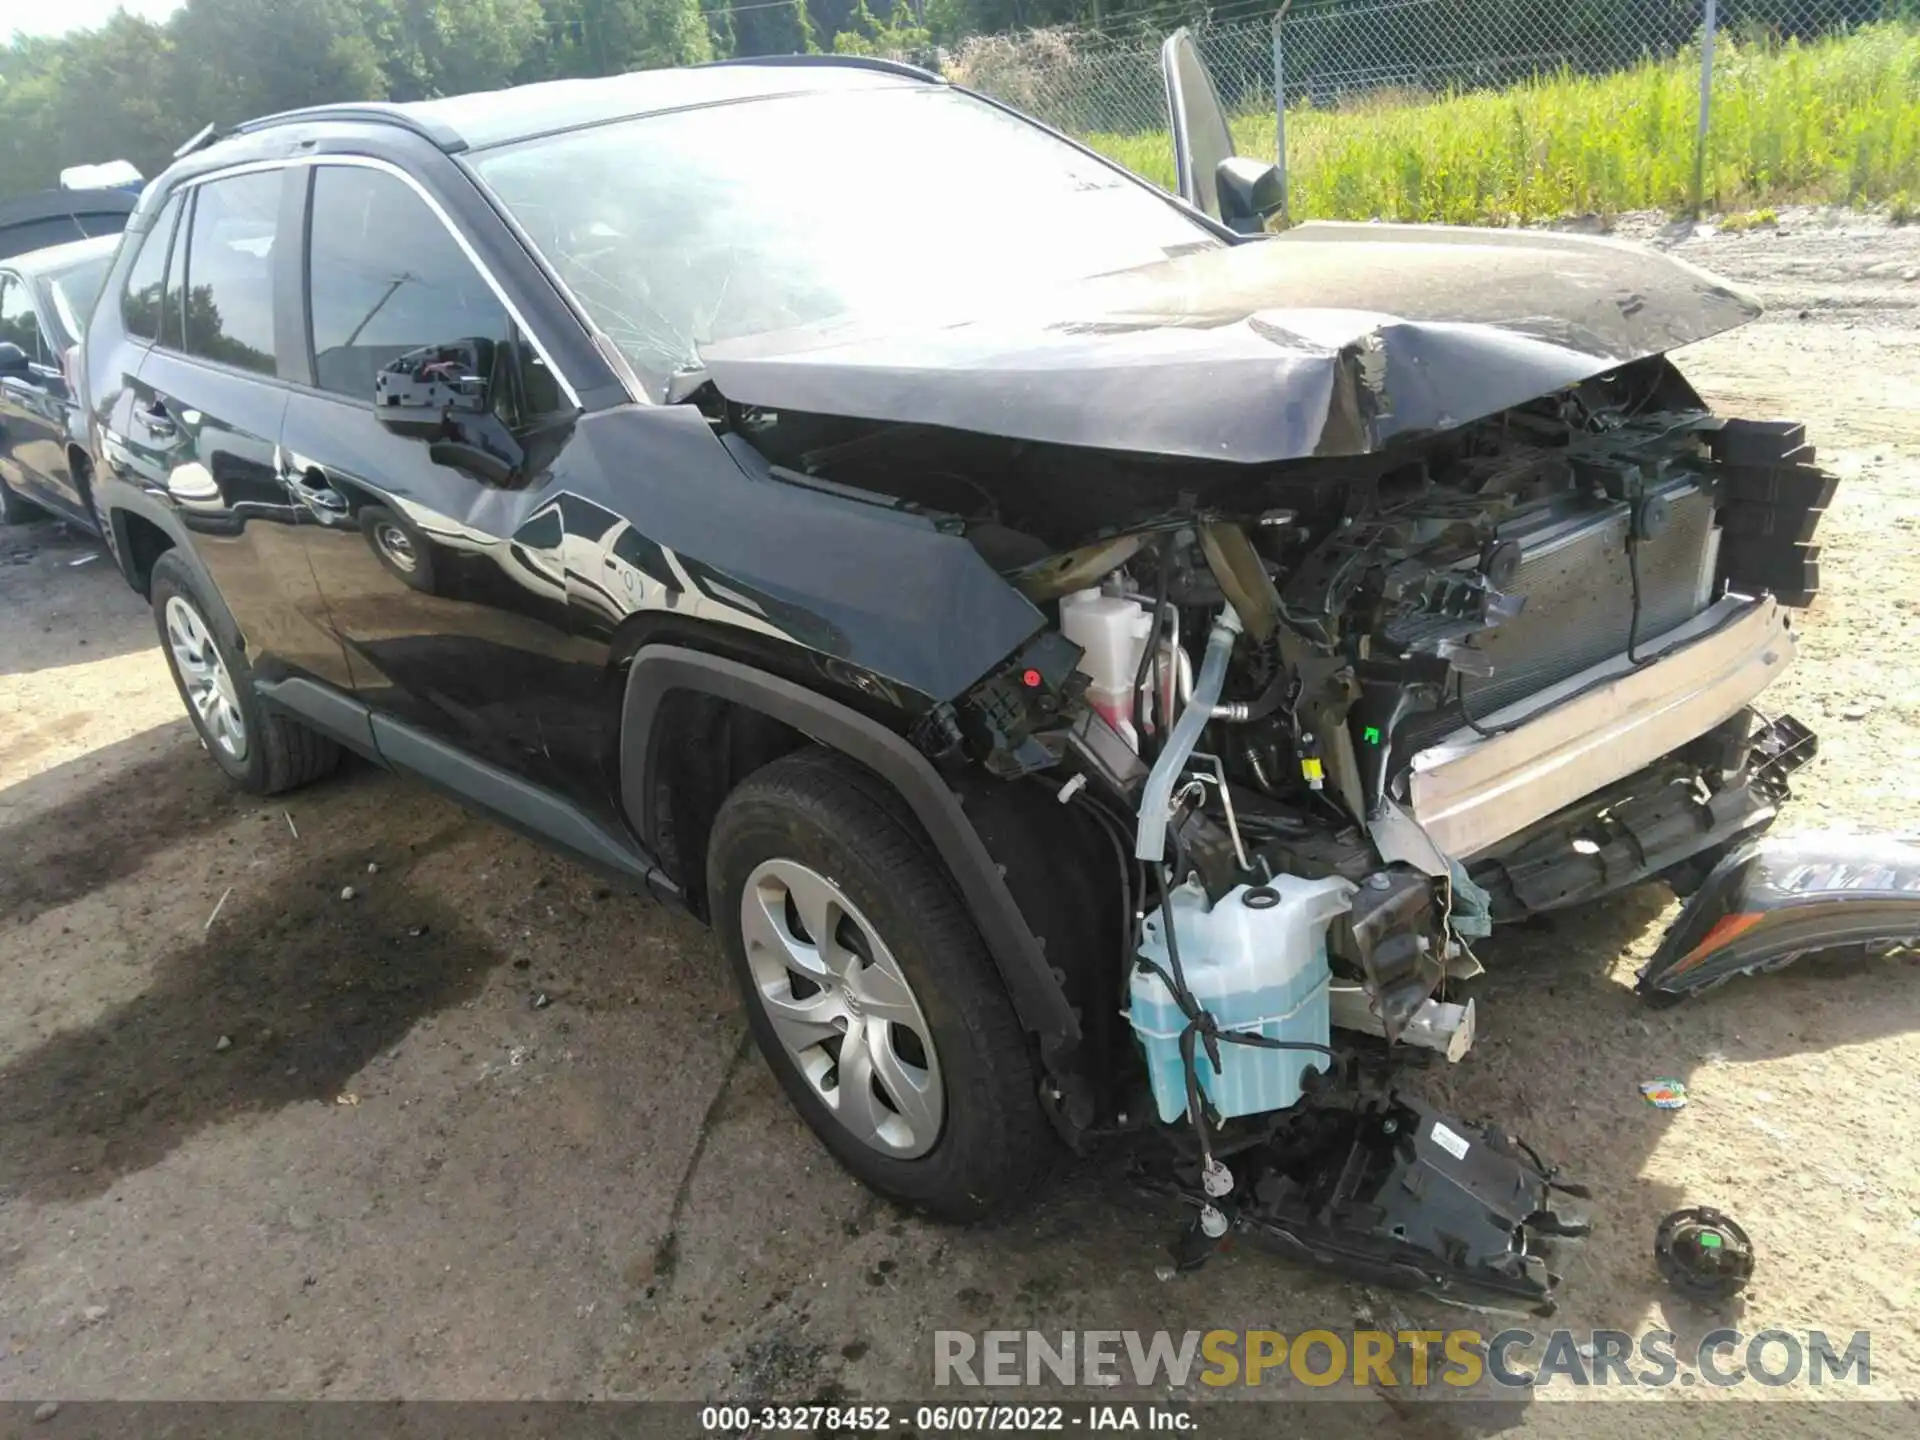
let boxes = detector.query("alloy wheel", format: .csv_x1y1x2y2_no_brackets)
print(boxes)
739,858,944,1158
164,595,247,761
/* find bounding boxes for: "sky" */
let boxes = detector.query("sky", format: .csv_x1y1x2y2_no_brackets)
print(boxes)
3,0,185,42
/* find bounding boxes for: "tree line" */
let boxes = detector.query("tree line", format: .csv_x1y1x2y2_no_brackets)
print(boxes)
6,0,1904,200
0,0,1211,197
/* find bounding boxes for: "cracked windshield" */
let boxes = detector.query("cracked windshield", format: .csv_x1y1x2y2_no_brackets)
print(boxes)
469,84,1219,387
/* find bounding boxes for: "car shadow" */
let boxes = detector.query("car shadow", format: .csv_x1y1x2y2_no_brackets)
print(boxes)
0,720,290,924
0,810,505,1205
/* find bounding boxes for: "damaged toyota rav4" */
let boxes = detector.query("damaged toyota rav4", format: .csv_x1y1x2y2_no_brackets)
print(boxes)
87,37,1853,1313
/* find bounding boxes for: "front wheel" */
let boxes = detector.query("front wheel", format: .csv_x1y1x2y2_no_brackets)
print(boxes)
359,504,435,593
708,749,1054,1222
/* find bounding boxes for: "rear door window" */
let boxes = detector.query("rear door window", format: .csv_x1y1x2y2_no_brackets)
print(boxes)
179,171,280,376
119,193,184,342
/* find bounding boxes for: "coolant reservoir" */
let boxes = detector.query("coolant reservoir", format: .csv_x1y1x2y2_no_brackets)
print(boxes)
1059,589,1153,746
1129,875,1355,1124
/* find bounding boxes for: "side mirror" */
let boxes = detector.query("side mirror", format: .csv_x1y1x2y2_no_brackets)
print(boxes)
374,339,492,437
429,440,516,487
1162,30,1286,233
1217,157,1286,235
0,341,29,376
375,339,523,484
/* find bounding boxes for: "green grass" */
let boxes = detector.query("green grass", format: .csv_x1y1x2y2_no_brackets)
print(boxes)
1082,21,1920,224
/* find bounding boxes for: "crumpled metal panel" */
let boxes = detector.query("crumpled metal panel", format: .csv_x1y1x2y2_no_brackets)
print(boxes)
699,222,1760,463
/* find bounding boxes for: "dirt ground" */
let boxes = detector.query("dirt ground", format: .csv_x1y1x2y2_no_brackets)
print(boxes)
2,211,1918,1425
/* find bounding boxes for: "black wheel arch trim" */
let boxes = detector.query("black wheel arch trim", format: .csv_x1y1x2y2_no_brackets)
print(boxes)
620,645,1084,1062
100,482,189,593
253,675,383,762
141,529,248,642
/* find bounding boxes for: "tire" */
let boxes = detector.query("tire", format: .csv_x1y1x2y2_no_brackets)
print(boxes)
708,748,1054,1222
149,551,342,795
0,475,43,526
359,505,435,593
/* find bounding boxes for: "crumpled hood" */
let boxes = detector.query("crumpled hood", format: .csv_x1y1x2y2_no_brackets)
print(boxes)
698,221,1759,464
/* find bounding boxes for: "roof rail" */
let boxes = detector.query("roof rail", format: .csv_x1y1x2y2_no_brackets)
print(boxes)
230,104,470,153
173,122,222,159
697,53,944,85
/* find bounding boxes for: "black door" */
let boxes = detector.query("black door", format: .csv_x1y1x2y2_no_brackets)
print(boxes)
0,269,78,517
281,161,602,809
108,166,353,690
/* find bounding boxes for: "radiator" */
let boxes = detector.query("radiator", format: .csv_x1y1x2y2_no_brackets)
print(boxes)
1404,479,1719,752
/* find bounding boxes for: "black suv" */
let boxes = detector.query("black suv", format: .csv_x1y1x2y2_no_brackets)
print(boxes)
85,41,1832,1307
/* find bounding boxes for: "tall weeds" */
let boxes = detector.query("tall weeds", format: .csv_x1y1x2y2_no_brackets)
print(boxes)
1081,21,1920,223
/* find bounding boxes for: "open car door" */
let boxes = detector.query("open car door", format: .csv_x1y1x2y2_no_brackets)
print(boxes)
1160,28,1286,234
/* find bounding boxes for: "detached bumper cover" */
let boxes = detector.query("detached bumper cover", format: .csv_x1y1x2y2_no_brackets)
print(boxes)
1407,594,1795,858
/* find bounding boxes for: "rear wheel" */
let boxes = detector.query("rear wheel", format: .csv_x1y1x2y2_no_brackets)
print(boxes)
708,749,1054,1221
150,551,342,795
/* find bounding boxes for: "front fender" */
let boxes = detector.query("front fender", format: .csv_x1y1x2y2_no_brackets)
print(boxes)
559,406,1046,703
619,646,1084,1070
1639,833,1920,1001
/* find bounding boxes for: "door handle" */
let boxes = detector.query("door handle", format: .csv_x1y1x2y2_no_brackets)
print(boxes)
134,401,176,440
288,469,348,515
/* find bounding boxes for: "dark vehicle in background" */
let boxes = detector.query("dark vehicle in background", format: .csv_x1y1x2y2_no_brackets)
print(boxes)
78,38,1850,1312
0,188,137,261
0,234,119,528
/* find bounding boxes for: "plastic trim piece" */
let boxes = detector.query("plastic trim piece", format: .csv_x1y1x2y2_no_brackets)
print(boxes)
258,672,669,895
370,713,668,891
619,645,1081,1053
253,676,380,761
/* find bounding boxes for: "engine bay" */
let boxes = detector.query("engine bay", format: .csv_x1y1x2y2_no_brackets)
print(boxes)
718,355,1831,1311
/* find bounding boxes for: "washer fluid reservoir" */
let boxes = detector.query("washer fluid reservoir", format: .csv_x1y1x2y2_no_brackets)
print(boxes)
1129,875,1354,1124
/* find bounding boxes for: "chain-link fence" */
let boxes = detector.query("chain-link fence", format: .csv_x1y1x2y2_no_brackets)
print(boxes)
937,0,1913,211
940,20,1266,139
1279,0,1892,103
